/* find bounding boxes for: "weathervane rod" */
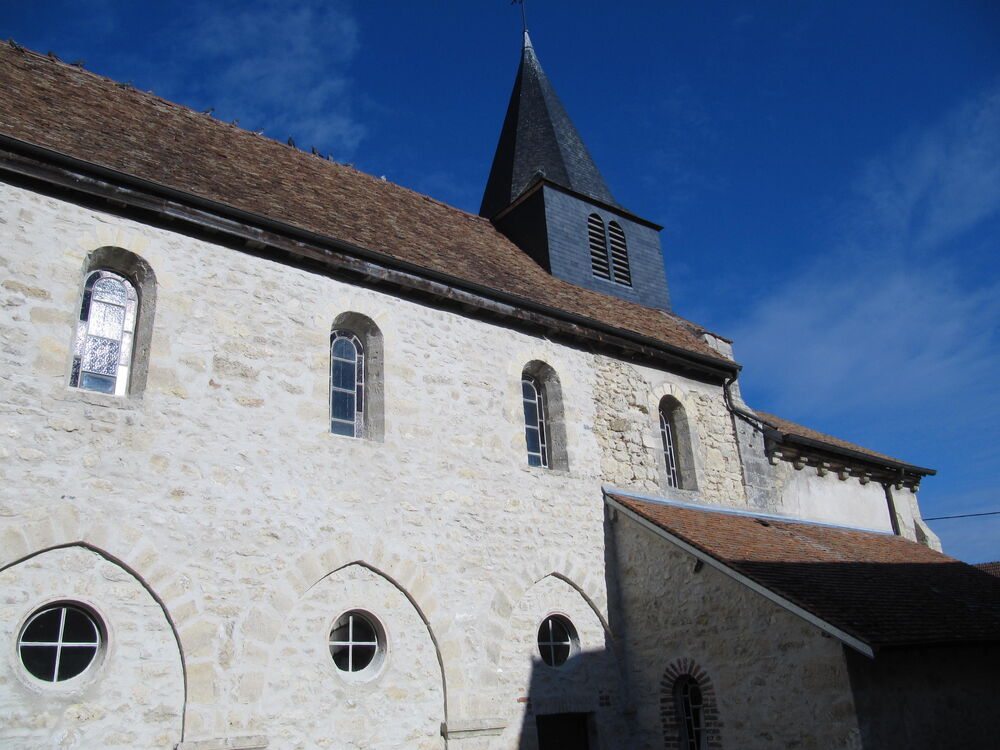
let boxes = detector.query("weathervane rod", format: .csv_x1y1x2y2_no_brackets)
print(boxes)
511,0,528,33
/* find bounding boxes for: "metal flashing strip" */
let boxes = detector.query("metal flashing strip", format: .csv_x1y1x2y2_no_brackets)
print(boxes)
604,492,877,658
602,486,894,536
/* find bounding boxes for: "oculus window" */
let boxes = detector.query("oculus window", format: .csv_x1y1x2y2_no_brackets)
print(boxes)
19,604,102,682
537,614,578,667
329,610,384,677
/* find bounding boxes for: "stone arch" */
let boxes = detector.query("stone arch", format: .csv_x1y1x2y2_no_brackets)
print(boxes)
259,557,447,749
235,543,446,717
486,549,614,669
1,513,207,743
1,543,187,747
660,658,724,750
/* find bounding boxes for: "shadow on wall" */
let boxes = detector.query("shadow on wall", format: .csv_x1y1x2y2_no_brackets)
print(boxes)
510,507,634,750
514,649,616,750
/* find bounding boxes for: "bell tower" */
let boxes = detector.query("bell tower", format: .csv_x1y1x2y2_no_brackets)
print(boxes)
481,32,672,311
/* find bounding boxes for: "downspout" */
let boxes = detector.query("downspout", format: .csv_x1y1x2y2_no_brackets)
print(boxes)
723,374,765,432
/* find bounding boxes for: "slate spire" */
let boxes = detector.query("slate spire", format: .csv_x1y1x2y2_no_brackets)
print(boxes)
480,31,618,218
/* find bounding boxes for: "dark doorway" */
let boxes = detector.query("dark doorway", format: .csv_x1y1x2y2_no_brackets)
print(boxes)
536,712,592,750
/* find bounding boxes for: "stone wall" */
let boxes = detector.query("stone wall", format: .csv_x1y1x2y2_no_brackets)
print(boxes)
1,182,749,748
610,512,863,750
0,546,184,749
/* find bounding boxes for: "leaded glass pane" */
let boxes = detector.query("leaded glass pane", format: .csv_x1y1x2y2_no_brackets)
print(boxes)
330,420,354,437
22,608,61,642
331,337,357,360
523,399,538,425
82,336,120,376
331,358,356,390
330,642,350,670
81,373,115,393
331,390,355,422
91,277,127,304
62,608,99,643
352,645,376,670
19,646,54,681
525,427,541,454
87,300,125,340
57,646,97,681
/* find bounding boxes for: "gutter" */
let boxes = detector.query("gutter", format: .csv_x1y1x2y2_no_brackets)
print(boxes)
0,134,738,381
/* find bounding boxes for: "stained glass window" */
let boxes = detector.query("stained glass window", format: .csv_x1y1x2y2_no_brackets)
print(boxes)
71,270,138,396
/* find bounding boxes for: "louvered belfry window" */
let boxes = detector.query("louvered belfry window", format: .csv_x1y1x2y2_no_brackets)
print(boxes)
587,214,632,286
587,214,611,280
607,221,632,286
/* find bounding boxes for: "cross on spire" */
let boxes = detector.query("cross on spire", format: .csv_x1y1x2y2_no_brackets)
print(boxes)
511,0,528,33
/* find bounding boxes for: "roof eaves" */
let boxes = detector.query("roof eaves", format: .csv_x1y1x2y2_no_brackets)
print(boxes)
0,133,739,380
764,426,936,476
604,490,877,658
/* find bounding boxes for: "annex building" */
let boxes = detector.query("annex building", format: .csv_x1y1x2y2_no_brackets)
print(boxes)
2,32,999,750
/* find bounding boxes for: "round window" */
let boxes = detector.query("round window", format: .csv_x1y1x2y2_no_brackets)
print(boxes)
537,614,578,667
19,604,102,682
329,611,384,675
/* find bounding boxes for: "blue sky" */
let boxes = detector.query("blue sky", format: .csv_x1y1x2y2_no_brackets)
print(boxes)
4,1,998,562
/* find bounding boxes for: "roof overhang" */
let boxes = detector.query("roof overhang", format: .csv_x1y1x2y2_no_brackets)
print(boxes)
604,489,877,658
0,134,739,382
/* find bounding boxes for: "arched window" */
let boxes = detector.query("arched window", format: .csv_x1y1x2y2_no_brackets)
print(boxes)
587,213,611,280
70,271,137,395
521,361,568,470
330,313,384,441
660,406,680,488
674,675,705,750
658,396,697,490
607,221,632,286
330,332,364,437
69,247,155,397
522,374,549,467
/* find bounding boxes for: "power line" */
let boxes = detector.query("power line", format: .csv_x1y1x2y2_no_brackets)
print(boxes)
924,510,1000,521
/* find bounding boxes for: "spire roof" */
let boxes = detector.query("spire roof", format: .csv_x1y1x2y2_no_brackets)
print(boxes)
480,32,619,218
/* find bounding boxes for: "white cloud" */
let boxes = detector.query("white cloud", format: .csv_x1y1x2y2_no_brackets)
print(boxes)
139,0,365,157
731,81,1000,425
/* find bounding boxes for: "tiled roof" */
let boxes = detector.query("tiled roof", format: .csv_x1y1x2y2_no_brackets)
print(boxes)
755,411,933,473
976,562,1000,578
609,492,1000,650
0,43,727,367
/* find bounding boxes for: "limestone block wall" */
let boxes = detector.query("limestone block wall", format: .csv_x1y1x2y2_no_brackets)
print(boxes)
0,546,184,749
593,360,747,507
0,181,756,747
610,514,862,750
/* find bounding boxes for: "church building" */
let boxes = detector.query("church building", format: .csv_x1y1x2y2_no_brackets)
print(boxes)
1,32,998,750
